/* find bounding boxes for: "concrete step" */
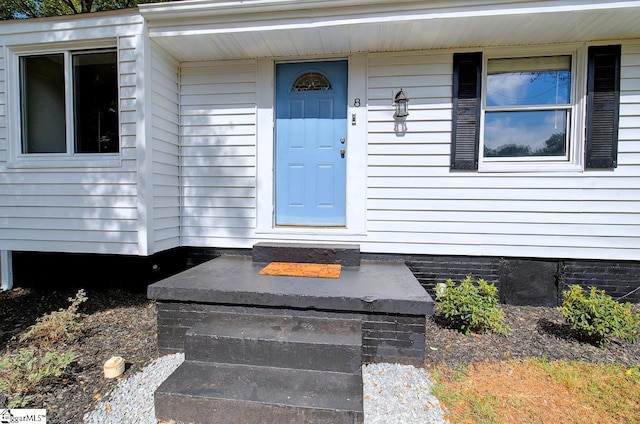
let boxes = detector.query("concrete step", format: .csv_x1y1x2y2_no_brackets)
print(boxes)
155,361,364,424
252,242,360,266
185,313,362,374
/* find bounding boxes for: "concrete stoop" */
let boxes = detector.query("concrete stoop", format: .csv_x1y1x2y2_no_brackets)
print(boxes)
150,243,434,424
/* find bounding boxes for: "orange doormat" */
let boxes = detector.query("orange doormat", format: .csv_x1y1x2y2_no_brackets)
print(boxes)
258,262,341,279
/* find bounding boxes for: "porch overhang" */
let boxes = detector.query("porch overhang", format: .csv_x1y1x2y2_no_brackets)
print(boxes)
139,0,640,62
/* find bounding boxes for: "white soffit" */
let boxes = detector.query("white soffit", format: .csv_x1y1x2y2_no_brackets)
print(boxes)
140,0,640,61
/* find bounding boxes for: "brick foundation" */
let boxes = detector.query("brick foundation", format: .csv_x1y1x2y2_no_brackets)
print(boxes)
403,255,640,305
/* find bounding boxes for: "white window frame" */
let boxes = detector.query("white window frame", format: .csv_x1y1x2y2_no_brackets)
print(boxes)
6,41,121,169
478,45,587,173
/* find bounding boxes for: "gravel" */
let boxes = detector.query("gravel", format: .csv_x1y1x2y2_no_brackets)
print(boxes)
84,355,449,424
363,363,449,424
83,353,184,424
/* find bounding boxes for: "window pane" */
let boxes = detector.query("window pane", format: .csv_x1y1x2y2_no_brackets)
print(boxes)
73,51,118,153
484,110,568,157
21,54,66,153
487,56,571,107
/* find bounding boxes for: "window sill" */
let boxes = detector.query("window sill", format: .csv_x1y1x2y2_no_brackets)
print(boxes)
6,155,122,169
255,227,366,237
478,161,583,173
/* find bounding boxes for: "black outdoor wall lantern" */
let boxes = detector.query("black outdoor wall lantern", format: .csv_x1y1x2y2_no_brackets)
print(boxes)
393,89,409,118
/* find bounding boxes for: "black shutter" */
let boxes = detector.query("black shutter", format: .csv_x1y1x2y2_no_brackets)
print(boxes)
451,52,482,170
586,45,621,169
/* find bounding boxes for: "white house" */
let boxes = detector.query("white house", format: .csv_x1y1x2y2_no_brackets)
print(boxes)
1,0,639,301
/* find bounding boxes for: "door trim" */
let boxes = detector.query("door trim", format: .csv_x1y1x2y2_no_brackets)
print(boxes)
255,55,367,236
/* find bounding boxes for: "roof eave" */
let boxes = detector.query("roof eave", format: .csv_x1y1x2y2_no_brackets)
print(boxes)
139,0,640,22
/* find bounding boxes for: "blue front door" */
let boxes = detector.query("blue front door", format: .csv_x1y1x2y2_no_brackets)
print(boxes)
275,61,347,226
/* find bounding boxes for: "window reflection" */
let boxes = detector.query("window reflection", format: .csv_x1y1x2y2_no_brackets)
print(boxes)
484,56,572,159
487,56,571,107
74,51,119,153
484,110,568,157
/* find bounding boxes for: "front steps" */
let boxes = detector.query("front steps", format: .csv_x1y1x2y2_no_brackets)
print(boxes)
156,312,364,424
185,313,362,373
156,362,363,424
252,242,361,266
150,243,434,423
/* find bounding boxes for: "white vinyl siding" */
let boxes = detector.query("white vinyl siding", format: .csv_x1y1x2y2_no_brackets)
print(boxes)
0,51,6,164
151,45,181,252
364,46,640,261
176,45,639,261
0,13,143,254
180,60,257,247
619,44,640,169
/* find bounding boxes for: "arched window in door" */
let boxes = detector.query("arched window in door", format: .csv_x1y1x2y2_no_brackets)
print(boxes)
292,72,332,91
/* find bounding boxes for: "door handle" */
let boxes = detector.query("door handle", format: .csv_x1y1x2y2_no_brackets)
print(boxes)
340,149,346,158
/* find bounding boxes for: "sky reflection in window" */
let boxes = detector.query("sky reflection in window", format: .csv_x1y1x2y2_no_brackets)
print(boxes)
487,56,571,107
484,110,568,157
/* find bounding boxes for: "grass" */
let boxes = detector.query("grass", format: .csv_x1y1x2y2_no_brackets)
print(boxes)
430,359,640,424
532,360,640,421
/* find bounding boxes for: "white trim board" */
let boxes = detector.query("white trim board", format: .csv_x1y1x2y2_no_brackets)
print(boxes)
255,54,367,236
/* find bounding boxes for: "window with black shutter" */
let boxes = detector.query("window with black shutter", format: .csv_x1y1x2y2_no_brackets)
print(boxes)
451,45,622,172
586,45,621,169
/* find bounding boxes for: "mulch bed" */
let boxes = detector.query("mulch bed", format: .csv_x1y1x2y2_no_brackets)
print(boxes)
1,286,639,423
0,287,157,423
425,304,640,368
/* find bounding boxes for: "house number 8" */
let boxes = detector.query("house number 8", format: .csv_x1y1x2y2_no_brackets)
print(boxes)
353,98,361,107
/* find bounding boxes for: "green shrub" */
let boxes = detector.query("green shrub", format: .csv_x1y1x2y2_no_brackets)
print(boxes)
0,347,76,407
435,276,510,335
19,289,87,348
560,285,640,347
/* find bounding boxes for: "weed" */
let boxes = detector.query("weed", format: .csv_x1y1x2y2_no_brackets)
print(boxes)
19,289,88,348
560,285,640,347
625,365,640,379
435,276,510,335
1,290,86,408
0,347,76,407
